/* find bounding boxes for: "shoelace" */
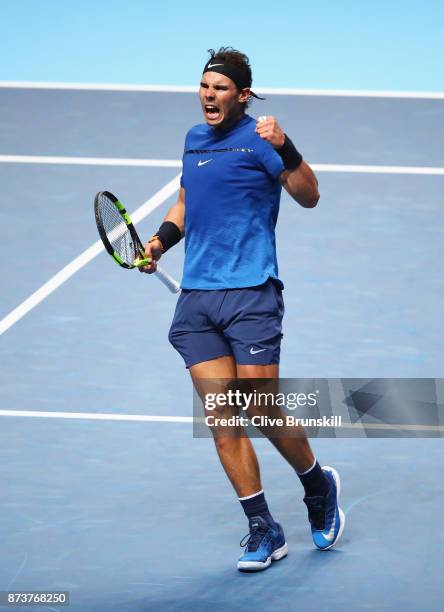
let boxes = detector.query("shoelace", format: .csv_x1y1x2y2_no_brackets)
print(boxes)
239,524,270,552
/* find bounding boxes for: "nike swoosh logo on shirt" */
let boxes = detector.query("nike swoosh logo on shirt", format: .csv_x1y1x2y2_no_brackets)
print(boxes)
250,347,267,354
198,159,213,166
207,63,224,68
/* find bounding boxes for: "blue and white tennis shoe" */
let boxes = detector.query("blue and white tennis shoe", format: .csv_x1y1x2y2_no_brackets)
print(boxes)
237,516,288,571
303,466,345,550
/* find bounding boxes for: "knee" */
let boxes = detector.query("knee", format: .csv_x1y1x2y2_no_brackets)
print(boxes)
212,434,241,453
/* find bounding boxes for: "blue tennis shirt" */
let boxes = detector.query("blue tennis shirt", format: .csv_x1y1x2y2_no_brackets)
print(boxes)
180,114,285,289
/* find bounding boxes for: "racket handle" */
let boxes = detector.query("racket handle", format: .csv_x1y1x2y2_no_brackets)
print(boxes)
154,265,181,294
134,257,151,266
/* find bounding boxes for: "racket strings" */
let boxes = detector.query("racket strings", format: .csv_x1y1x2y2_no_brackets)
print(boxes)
97,193,137,266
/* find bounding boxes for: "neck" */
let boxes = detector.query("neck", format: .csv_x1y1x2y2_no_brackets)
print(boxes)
215,108,245,131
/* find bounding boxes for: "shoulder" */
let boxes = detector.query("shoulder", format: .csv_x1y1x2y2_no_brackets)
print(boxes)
242,116,284,178
185,123,210,143
237,114,257,141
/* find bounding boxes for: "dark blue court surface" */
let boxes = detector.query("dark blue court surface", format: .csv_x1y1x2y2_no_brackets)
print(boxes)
1,87,443,611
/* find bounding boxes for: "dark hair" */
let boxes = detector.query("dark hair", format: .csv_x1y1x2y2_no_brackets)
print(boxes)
207,47,253,107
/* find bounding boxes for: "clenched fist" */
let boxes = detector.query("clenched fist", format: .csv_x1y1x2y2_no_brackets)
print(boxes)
255,116,285,149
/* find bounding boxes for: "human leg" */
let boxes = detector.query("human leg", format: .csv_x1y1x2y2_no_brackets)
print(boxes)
236,363,317,475
190,356,262,498
191,356,286,570
236,364,344,549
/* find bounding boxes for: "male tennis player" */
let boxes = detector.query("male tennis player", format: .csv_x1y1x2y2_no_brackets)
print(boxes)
141,47,344,571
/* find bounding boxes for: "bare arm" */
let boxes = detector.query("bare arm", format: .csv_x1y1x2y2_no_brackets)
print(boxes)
139,187,185,273
279,161,319,208
163,186,185,233
255,117,319,208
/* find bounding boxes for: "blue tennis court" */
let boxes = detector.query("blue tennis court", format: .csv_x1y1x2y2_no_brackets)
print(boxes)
1,1,444,605
1,84,443,611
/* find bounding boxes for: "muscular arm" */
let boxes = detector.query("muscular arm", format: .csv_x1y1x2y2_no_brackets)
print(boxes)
255,117,320,208
279,161,320,208
163,187,186,234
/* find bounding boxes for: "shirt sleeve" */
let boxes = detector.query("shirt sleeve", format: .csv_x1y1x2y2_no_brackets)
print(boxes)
254,137,285,180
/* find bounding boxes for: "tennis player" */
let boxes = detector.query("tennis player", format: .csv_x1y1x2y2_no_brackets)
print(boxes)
141,47,345,571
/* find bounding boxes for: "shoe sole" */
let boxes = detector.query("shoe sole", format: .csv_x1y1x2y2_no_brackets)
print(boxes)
237,542,288,572
317,466,345,550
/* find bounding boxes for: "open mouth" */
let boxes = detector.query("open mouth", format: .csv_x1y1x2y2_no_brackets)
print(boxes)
204,104,221,120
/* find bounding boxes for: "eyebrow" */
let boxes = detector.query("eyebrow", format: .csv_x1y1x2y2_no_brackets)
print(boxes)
200,81,229,89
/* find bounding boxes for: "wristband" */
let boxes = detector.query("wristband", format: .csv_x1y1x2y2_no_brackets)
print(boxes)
277,134,303,170
153,221,182,253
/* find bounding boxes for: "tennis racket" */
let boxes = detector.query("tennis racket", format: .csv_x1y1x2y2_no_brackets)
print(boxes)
94,191,181,294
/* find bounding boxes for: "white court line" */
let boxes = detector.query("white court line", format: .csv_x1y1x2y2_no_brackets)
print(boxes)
0,155,181,167
1,155,443,175
0,174,181,336
311,164,444,175
0,409,442,432
0,410,193,423
1,80,444,99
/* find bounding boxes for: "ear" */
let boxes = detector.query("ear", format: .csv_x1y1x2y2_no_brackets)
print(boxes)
238,87,251,103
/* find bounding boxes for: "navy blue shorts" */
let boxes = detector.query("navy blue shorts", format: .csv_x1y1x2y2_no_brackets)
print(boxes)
168,279,284,368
